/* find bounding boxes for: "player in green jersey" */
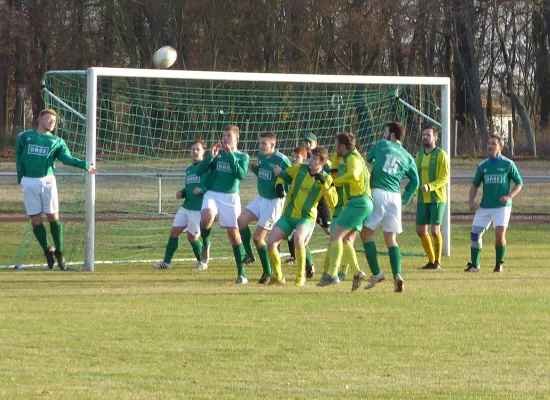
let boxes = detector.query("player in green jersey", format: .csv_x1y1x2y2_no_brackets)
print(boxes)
197,124,250,284
317,132,373,289
361,122,419,293
153,140,209,270
15,109,97,269
415,126,449,270
237,132,291,284
465,133,523,273
267,147,338,286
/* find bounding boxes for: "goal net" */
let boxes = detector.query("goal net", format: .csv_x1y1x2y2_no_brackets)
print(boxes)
13,69,450,270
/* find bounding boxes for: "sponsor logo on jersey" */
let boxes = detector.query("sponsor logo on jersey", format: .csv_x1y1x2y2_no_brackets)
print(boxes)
258,168,272,180
186,174,201,184
216,161,231,173
484,174,502,184
28,145,49,156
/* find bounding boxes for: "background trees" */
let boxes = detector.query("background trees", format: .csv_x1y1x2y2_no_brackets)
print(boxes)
0,0,547,156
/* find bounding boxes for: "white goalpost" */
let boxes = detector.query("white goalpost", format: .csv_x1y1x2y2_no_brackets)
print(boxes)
80,68,451,271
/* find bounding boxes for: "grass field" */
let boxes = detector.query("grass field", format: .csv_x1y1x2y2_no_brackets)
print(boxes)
1,222,549,399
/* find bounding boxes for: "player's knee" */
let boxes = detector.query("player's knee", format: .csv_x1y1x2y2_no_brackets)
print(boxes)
431,225,441,236
470,226,485,248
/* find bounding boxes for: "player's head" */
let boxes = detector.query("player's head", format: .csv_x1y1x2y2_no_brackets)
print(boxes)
259,132,276,156
422,126,438,149
301,132,317,155
309,147,329,173
335,132,356,157
190,139,206,163
488,133,503,158
291,147,307,165
37,109,57,133
384,122,406,142
222,124,240,150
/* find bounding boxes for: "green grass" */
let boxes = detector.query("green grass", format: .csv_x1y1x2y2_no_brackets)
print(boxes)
1,223,550,399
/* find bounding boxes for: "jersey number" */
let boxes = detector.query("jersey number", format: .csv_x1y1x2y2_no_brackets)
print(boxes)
382,154,399,175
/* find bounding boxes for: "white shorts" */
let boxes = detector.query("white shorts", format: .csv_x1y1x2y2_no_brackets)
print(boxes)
473,207,512,229
363,189,402,234
21,176,59,216
173,207,201,237
201,191,241,228
246,196,284,231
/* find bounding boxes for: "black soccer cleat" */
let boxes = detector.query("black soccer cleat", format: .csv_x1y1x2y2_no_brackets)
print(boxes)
257,274,271,285
464,262,479,272
243,254,255,264
420,261,441,270
54,250,66,270
494,262,503,273
45,247,55,269
306,264,315,279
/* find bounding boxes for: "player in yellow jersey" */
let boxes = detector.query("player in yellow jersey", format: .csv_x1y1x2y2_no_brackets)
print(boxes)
317,133,373,289
266,147,338,286
415,126,449,270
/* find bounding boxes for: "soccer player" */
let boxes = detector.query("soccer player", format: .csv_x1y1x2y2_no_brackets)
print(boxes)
415,126,449,270
196,124,250,284
153,140,209,270
361,122,419,293
267,147,338,286
465,133,523,273
317,133,373,290
15,108,97,269
237,132,291,284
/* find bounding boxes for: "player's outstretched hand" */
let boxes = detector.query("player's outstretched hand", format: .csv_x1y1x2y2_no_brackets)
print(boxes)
314,173,326,185
273,165,281,176
275,184,285,199
88,163,97,175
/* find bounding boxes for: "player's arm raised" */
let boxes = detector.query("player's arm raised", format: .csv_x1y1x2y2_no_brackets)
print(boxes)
196,145,217,175
227,152,249,180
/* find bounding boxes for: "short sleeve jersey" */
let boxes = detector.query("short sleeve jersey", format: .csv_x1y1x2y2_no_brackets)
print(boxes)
255,151,291,199
472,155,523,208
182,162,209,211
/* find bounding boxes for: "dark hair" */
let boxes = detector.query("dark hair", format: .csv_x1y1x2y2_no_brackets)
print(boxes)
223,124,240,138
335,132,356,151
311,147,329,162
386,122,406,141
191,139,206,149
423,125,439,138
292,147,307,160
490,133,503,146
260,131,276,140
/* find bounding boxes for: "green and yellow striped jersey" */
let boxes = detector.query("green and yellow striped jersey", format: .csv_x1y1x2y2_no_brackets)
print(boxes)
333,149,372,200
415,147,449,204
278,164,338,221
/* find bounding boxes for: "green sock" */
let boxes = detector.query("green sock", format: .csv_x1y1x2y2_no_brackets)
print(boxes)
496,245,506,264
49,219,63,252
201,226,212,248
363,241,380,275
232,243,246,277
240,226,254,258
257,245,271,276
191,239,203,262
388,246,402,278
33,223,49,252
305,245,313,267
164,236,179,263
471,247,481,267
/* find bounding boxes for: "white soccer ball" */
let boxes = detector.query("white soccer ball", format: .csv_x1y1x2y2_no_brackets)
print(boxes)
153,46,177,69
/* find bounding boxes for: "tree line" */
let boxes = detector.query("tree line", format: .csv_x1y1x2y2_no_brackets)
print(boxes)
1,0,548,156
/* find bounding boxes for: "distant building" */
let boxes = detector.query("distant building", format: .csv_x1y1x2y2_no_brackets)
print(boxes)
491,113,513,144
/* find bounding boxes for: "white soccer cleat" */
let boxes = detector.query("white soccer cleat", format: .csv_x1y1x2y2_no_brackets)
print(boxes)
193,261,208,271
235,276,248,284
365,271,385,289
152,261,172,269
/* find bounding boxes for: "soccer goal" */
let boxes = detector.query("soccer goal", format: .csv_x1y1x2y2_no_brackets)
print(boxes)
34,68,450,271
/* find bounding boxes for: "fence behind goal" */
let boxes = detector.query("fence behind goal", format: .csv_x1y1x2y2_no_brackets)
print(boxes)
13,69,449,270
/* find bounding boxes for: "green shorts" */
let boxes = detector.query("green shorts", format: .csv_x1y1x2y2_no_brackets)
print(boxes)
416,202,446,226
275,216,314,237
333,196,373,233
